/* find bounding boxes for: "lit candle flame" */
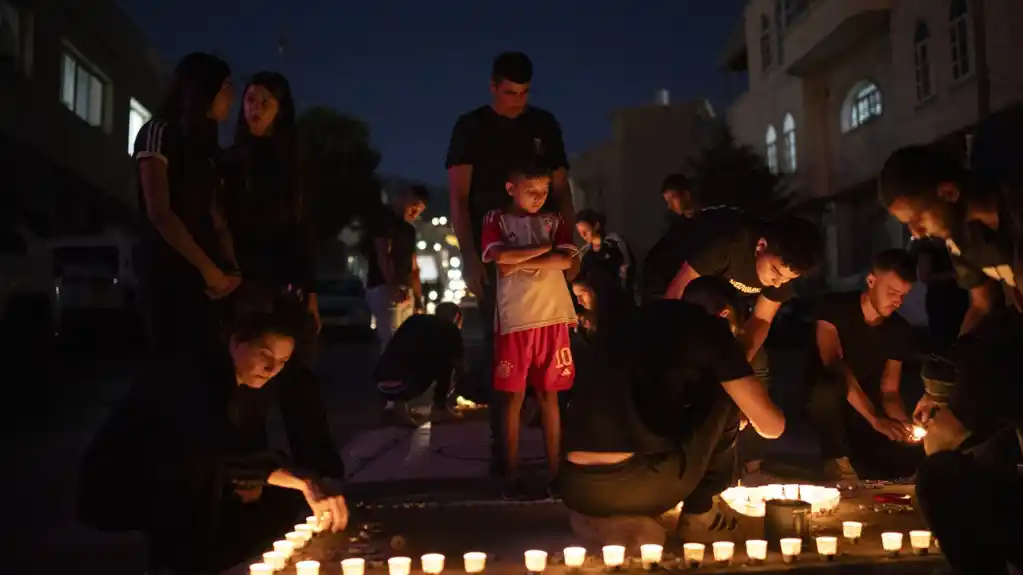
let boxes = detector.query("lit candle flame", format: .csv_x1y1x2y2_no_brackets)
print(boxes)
912,425,927,441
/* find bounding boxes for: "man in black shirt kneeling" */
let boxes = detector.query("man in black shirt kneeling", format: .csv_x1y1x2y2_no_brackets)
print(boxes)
560,276,786,550
375,302,466,426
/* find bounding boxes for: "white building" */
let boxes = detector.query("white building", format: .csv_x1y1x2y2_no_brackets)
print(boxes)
719,0,1023,282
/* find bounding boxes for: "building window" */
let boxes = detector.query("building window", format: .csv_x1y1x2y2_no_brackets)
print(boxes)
914,21,932,100
765,125,779,175
782,113,797,173
949,0,971,81
60,49,105,128
128,98,152,155
0,1,18,61
760,15,772,71
841,81,883,133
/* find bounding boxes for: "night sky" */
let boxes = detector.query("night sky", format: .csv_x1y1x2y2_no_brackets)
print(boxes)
117,1,746,185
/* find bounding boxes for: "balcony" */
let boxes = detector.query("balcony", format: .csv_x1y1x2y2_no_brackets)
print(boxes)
784,0,892,77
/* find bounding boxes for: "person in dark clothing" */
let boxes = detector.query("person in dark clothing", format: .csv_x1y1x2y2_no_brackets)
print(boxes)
446,51,575,476
912,238,968,352
78,297,346,574
801,249,921,484
222,71,321,333
134,53,241,355
576,209,633,301
641,174,698,301
914,319,1023,575
375,302,465,426
560,276,785,549
362,186,428,351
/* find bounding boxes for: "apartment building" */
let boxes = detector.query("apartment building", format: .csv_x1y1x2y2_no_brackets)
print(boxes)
570,95,724,260
0,0,164,235
719,0,1023,282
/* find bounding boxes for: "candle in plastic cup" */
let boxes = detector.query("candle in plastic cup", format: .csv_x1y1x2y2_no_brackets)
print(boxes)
843,521,863,541
296,560,321,575
463,552,487,573
712,541,734,563
286,531,306,548
388,556,412,575
783,484,800,499
682,543,706,566
524,550,547,572
263,551,286,570
640,544,663,565
306,515,321,532
780,538,802,563
421,553,445,574
296,523,315,536
563,547,586,568
881,532,903,554
910,530,932,554
601,545,625,568
745,540,768,562
273,540,295,558
250,563,273,575
342,558,366,575
816,536,838,557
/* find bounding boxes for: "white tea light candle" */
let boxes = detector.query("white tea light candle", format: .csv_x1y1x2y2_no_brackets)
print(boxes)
250,563,273,575
463,552,487,573
601,545,625,568
910,530,932,554
881,532,904,555
524,550,547,572
273,540,294,558
712,541,735,563
421,553,445,574
262,551,285,570
563,547,586,568
306,515,321,532
745,540,768,562
780,538,802,563
682,543,706,567
640,544,663,565
286,531,306,548
843,521,863,541
816,536,838,558
342,558,366,575
783,484,800,499
388,557,412,575
296,560,321,575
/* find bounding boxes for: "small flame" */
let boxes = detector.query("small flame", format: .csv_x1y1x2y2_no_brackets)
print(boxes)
911,425,927,442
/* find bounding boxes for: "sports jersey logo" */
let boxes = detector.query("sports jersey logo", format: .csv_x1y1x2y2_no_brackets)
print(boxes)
497,361,513,379
729,278,762,294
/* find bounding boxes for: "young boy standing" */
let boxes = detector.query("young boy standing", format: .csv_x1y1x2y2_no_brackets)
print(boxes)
481,161,579,498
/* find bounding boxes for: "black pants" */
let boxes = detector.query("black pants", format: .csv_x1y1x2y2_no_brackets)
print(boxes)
916,450,1023,575
478,262,505,470
147,486,306,574
560,400,740,518
805,368,923,478
925,281,968,353
377,363,456,407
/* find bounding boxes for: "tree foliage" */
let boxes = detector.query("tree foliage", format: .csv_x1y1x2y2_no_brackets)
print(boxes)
687,129,789,219
297,106,381,239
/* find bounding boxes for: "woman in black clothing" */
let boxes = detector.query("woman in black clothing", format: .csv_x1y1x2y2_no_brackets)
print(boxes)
134,52,241,355
79,297,347,574
222,71,321,332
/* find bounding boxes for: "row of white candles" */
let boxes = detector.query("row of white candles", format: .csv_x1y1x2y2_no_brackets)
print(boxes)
251,526,934,573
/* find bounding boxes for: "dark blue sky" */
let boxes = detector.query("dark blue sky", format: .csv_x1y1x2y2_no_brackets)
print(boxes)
118,1,746,185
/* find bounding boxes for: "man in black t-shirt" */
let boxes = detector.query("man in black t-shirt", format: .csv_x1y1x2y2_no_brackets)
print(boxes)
560,277,785,549
375,303,465,426
362,186,428,351
642,174,698,300
445,52,575,475
799,249,920,484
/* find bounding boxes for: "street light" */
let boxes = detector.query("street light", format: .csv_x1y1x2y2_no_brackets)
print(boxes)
433,243,442,252
438,216,448,225
417,240,427,250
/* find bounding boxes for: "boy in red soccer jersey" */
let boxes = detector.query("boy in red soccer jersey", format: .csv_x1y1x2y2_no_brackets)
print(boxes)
480,160,579,498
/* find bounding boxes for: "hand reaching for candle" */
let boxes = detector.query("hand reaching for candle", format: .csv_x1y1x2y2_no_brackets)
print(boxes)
302,478,349,532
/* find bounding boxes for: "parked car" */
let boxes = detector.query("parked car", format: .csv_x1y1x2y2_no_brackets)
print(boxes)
317,275,374,339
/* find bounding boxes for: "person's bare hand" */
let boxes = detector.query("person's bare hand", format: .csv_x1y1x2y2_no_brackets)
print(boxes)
205,270,242,299
913,395,940,425
302,479,349,533
871,417,911,442
465,256,488,296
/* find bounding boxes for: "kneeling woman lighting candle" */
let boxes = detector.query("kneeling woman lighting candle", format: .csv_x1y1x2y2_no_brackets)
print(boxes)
463,552,487,573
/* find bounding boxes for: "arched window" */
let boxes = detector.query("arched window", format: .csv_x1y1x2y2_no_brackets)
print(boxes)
782,114,797,173
765,125,779,175
914,21,932,100
949,0,971,81
841,81,883,133
760,15,773,71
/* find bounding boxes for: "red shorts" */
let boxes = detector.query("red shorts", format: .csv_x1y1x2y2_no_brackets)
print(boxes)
493,323,575,393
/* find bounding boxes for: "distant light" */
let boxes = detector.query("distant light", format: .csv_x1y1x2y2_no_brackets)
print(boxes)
438,216,448,225
347,256,354,264
444,289,455,301
433,243,442,252
428,290,438,301
431,217,440,226
417,240,427,250
454,289,466,300
449,279,466,291
447,269,462,280
426,302,437,315
450,257,461,268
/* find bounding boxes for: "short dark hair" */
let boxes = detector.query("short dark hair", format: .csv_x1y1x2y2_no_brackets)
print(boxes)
878,146,968,208
229,290,316,347
507,157,551,182
871,248,917,282
683,276,746,323
492,52,533,84
576,209,606,231
407,185,430,203
762,215,824,274
435,302,461,324
661,173,691,194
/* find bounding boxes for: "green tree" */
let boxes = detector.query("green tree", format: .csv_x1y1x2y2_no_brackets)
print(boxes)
297,106,382,239
687,130,788,218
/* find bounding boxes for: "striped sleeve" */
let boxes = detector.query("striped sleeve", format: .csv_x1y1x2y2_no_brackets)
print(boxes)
134,119,171,164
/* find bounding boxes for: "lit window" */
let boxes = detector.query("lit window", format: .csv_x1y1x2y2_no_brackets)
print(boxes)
841,81,883,133
60,49,106,128
128,98,152,155
782,113,797,173
765,125,779,175
949,0,971,81
0,1,20,62
759,15,772,71
914,21,932,100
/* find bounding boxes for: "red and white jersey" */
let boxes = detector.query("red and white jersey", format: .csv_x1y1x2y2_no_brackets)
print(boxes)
480,209,578,335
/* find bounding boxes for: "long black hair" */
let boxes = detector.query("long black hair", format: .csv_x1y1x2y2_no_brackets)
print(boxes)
159,52,230,149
